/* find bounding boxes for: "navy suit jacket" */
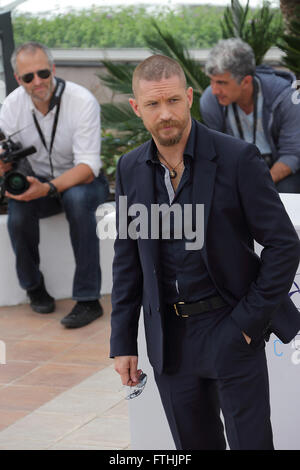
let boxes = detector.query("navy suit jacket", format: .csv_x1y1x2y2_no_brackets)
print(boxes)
110,120,300,374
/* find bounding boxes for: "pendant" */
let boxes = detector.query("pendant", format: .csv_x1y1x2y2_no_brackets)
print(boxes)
170,169,177,179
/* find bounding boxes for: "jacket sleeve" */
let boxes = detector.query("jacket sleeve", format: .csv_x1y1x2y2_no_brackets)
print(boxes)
230,146,300,339
273,87,300,173
110,155,143,358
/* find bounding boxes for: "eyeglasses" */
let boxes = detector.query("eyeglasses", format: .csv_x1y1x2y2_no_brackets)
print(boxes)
19,69,52,84
125,372,147,400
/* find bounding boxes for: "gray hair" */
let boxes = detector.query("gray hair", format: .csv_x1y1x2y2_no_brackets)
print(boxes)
11,42,54,74
205,38,256,83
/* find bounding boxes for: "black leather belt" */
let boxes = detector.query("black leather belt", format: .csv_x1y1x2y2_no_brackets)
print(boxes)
172,295,227,318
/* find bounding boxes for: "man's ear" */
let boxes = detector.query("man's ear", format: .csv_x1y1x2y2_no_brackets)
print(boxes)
241,75,253,89
186,86,193,109
129,97,141,118
14,73,21,86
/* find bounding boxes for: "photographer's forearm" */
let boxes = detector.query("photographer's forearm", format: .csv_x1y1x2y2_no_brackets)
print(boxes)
49,163,94,193
270,161,292,184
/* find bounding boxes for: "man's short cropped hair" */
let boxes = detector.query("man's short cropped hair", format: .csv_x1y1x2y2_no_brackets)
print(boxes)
11,42,54,74
205,38,256,83
132,54,187,97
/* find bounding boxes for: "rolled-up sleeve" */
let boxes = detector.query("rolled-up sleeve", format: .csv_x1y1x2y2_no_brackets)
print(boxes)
72,94,102,177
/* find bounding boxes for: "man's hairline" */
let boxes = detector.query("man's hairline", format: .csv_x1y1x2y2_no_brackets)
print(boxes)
208,70,254,85
132,73,188,99
13,47,53,76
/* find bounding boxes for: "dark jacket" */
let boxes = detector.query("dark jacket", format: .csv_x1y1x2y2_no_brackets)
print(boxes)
110,120,300,374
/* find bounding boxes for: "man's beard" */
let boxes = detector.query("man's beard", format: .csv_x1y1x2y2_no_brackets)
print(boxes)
31,79,54,103
154,115,189,147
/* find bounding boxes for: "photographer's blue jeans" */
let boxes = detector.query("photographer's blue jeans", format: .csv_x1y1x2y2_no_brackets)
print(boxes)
7,173,109,300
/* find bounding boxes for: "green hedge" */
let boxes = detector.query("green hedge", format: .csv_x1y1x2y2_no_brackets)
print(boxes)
12,5,225,48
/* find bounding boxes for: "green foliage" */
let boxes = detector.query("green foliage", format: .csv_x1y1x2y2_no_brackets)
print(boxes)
12,4,284,183
278,6,300,78
12,5,224,49
101,127,150,184
222,0,283,64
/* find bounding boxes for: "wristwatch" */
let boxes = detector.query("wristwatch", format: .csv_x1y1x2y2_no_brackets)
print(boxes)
46,181,59,198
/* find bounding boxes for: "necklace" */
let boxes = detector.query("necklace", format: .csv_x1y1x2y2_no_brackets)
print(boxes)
157,151,183,179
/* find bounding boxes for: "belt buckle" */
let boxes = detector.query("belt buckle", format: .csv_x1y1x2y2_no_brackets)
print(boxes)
174,301,189,318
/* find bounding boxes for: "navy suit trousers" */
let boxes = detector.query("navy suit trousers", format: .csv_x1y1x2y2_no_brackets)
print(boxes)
154,305,274,450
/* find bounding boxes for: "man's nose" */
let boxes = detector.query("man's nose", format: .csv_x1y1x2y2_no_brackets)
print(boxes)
159,104,173,121
32,73,43,86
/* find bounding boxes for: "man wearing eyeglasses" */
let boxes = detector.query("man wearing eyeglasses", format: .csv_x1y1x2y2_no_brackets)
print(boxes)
0,42,109,328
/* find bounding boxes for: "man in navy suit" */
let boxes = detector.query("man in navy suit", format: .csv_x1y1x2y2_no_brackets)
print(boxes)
110,55,300,450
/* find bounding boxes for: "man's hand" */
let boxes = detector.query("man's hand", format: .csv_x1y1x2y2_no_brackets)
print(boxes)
5,176,49,202
114,355,140,387
270,161,292,184
0,157,12,176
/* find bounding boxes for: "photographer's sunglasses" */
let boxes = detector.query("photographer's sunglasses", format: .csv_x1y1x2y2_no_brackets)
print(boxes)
19,69,51,84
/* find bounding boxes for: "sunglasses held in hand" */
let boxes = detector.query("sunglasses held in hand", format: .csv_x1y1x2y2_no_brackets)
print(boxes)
19,69,52,84
125,372,147,400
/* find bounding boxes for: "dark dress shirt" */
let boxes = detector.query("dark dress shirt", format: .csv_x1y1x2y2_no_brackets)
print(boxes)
147,121,218,304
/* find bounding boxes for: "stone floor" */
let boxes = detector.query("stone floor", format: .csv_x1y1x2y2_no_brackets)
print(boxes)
0,295,131,450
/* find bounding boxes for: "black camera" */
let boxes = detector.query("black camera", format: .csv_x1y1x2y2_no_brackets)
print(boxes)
0,132,36,196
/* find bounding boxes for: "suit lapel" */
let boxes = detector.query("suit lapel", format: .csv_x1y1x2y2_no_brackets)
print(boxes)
135,147,160,267
192,123,218,251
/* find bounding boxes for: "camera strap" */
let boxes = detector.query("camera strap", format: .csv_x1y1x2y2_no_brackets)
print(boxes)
32,77,66,178
231,78,258,145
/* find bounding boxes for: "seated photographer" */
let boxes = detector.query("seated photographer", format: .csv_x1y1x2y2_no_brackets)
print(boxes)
0,42,109,328
200,38,300,194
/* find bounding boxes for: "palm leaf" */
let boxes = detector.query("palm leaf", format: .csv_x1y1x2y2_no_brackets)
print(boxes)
97,61,135,95
101,102,136,127
278,6,300,77
222,0,250,38
145,20,210,96
221,0,283,64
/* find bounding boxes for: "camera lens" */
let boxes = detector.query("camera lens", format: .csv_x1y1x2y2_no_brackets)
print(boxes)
4,172,29,195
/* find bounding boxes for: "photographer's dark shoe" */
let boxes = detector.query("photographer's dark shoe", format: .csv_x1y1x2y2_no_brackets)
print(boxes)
60,300,103,328
27,279,55,314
